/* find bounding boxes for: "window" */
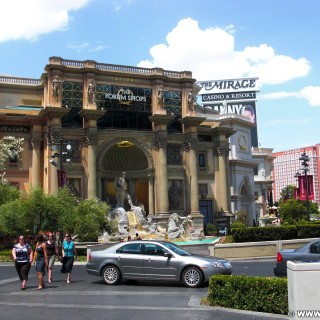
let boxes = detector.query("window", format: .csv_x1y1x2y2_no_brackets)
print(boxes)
144,244,167,256
116,243,142,254
198,153,206,168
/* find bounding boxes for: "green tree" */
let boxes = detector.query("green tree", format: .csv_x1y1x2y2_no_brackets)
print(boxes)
0,186,111,241
235,209,249,226
280,185,296,202
278,198,318,224
0,184,20,206
0,136,24,185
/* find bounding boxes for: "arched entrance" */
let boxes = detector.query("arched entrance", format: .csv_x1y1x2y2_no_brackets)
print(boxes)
97,138,154,214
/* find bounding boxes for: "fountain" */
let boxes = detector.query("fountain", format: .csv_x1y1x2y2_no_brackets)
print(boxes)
100,172,205,243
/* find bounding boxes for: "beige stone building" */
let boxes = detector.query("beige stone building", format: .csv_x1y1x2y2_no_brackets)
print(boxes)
0,57,254,229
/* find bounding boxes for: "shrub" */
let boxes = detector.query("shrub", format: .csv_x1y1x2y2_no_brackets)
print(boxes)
208,275,288,315
205,223,217,235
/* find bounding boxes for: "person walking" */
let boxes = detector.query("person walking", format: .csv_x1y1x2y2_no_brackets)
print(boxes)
61,234,77,284
46,233,59,284
12,235,33,290
33,234,48,290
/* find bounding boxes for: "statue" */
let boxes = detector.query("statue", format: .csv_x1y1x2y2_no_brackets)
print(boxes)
157,86,164,108
87,80,96,104
169,181,181,210
114,172,134,209
113,207,129,234
167,213,192,239
187,90,194,111
52,76,64,102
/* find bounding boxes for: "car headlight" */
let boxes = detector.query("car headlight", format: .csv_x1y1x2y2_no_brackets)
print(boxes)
212,262,224,268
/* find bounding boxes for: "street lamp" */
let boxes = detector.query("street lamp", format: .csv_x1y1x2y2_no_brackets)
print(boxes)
299,150,310,221
50,138,72,187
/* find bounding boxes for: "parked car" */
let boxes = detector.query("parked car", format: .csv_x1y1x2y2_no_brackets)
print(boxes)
274,239,320,277
86,240,232,287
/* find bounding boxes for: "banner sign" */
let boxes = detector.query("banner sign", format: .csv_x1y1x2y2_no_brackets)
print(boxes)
57,170,67,188
197,77,258,93
298,175,314,201
202,91,256,102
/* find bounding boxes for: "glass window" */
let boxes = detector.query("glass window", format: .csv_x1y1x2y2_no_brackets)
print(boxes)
198,153,205,168
116,243,142,254
144,244,167,256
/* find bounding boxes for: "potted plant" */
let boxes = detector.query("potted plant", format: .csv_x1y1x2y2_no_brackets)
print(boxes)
205,223,217,236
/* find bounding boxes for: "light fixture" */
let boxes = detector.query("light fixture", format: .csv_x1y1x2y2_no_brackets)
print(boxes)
117,140,133,148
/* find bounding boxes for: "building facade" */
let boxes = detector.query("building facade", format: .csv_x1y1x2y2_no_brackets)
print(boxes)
272,144,320,204
0,57,261,228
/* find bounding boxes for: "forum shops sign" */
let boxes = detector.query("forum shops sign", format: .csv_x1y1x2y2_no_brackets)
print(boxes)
105,88,147,105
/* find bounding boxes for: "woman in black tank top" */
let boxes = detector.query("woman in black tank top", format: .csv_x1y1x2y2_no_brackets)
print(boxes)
32,234,48,290
46,233,59,284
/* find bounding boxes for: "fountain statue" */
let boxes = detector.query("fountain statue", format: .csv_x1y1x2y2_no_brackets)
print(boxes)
105,172,202,242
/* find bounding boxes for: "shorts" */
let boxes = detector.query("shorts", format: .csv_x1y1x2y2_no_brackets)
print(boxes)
47,255,56,269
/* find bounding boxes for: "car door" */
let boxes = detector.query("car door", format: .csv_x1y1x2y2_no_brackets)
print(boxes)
308,241,320,260
115,243,144,278
142,243,179,281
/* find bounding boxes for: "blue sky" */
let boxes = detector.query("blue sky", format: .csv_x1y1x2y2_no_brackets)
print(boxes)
0,0,319,152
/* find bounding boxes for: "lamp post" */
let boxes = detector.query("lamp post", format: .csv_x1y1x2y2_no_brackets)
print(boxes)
50,138,72,187
299,150,310,221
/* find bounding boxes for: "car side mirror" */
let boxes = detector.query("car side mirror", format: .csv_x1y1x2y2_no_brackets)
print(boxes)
164,252,172,258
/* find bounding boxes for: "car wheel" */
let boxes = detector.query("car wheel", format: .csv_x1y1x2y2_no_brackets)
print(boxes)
182,266,203,288
102,265,121,285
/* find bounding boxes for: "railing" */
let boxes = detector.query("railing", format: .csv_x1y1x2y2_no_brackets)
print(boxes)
58,58,189,78
0,76,42,86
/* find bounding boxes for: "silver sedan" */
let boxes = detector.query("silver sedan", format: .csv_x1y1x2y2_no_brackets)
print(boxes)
86,240,232,288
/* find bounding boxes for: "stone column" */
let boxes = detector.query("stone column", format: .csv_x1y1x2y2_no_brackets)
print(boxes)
215,143,231,212
148,173,155,215
152,132,169,214
79,109,105,200
183,134,200,214
30,138,41,187
83,132,98,199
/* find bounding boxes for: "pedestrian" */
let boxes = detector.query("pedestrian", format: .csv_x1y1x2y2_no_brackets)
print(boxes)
12,235,33,290
134,233,142,240
46,233,59,284
61,234,77,284
127,235,132,241
33,234,48,290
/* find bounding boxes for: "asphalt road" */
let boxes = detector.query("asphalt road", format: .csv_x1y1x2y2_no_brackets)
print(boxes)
0,259,286,320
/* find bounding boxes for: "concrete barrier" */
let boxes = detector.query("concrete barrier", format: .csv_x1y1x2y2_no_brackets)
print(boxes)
208,238,319,259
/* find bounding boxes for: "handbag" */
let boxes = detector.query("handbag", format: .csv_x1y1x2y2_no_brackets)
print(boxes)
60,256,66,264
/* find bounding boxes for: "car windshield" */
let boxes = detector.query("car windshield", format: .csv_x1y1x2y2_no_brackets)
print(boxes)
162,242,191,256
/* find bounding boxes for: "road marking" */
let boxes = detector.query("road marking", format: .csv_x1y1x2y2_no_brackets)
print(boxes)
0,301,213,311
188,295,202,306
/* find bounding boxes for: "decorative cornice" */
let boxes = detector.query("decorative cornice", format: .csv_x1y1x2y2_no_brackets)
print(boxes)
82,131,98,146
30,139,42,150
79,109,105,121
39,106,70,119
152,132,167,150
182,134,198,151
149,114,176,125
216,145,230,157
180,116,206,127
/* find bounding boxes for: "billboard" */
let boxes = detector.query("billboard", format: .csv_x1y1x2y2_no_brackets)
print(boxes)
196,77,259,147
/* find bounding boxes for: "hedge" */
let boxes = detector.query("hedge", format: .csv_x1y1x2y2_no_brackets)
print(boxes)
231,224,320,243
208,275,288,315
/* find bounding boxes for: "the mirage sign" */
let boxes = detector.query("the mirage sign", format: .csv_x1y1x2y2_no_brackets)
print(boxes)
197,78,258,93
196,77,259,147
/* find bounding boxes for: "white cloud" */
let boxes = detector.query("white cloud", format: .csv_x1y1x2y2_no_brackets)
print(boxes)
138,18,311,85
0,0,91,43
259,86,320,107
66,42,90,53
298,86,320,106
